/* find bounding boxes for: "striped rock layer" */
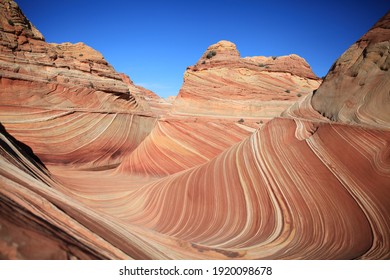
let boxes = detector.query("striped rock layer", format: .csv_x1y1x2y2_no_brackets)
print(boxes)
312,12,390,130
172,40,321,119
0,1,389,260
0,0,157,170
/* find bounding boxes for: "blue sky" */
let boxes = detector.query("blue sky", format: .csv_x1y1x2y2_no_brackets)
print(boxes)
16,0,388,98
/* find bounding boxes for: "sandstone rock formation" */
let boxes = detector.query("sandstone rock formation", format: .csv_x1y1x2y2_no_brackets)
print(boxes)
118,117,257,176
0,0,156,169
0,0,145,113
119,73,173,115
118,41,322,177
0,0,389,260
311,12,390,129
115,118,390,259
172,40,321,119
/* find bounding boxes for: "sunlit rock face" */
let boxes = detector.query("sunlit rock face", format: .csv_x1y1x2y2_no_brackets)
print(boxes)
118,117,258,176
118,40,322,178
0,1,389,260
0,0,157,169
116,118,389,259
311,13,390,130
172,40,321,118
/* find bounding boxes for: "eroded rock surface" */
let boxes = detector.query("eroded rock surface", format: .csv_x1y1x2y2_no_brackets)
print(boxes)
172,40,321,118
312,12,390,129
0,1,389,260
0,0,157,169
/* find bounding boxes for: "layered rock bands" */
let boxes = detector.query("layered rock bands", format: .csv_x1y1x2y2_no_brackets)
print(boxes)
0,0,389,260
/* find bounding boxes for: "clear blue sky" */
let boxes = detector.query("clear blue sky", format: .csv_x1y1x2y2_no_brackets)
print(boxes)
16,0,389,98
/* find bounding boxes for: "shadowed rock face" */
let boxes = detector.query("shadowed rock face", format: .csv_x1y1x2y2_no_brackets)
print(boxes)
172,40,321,118
0,1,389,260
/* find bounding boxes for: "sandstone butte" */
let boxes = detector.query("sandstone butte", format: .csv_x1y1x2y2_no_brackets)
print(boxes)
172,40,322,118
0,0,389,260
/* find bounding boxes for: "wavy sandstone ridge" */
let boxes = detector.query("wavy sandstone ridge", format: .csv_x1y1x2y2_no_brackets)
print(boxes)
118,117,258,176
2,115,389,259
0,1,389,260
114,118,390,259
172,40,321,118
0,0,157,169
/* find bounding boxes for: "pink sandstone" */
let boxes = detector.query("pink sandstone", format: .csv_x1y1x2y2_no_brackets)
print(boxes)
0,1,389,260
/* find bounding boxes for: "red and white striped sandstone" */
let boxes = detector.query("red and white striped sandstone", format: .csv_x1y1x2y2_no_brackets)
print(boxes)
0,0,389,260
